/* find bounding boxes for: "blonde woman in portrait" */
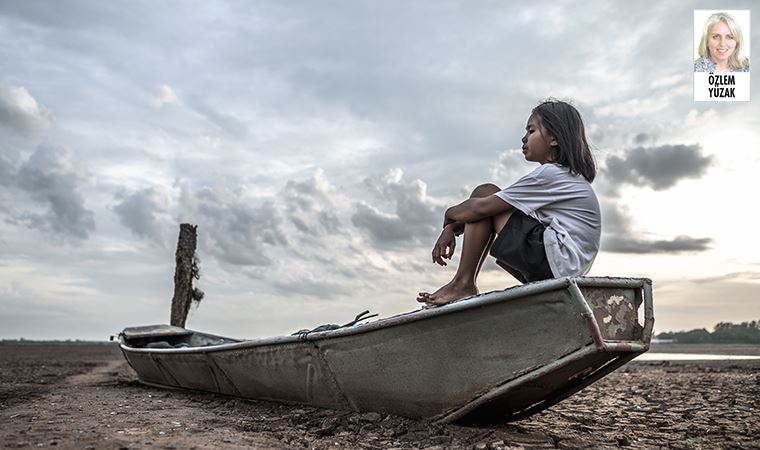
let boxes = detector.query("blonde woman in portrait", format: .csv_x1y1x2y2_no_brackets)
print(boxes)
694,12,750,72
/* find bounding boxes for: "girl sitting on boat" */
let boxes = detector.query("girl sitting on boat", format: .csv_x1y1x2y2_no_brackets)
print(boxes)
417,99,600,307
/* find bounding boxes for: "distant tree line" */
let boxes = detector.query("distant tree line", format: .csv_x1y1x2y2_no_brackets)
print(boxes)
657,320,760,343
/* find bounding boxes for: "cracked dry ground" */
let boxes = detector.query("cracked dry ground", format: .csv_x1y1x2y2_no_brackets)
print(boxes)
1,343,758,449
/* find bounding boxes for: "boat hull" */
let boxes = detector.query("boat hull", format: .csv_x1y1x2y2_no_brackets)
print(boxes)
120,276,653,423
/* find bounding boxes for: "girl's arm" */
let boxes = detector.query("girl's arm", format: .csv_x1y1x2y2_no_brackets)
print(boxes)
444,195,514,225
446,221,465,236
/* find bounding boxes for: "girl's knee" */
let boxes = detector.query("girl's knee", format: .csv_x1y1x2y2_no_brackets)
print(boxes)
470,183,500,198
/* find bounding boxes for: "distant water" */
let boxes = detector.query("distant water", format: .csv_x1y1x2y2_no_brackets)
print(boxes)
637,353,760,361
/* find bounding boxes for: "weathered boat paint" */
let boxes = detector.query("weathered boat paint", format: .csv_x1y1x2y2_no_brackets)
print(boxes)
120,276,653,423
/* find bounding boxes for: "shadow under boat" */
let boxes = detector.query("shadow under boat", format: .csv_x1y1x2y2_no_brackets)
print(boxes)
119,276,654,424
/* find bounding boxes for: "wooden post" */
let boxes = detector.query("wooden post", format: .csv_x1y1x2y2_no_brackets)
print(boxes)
170,223,198,328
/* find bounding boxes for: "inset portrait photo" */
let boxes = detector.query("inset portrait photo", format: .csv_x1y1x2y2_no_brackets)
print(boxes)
693,10,750,101
694,10,750,73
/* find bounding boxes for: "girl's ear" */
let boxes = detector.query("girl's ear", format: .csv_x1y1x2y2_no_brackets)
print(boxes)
549,136,558,147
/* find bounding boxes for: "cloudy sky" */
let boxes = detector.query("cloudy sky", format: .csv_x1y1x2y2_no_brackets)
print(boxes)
1,0,758,340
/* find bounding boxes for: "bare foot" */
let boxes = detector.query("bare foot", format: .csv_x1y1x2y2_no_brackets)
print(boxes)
416,281,478,307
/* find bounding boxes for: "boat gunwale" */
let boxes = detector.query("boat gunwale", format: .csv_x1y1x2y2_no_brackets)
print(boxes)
120,276,652,355
435,344,644,424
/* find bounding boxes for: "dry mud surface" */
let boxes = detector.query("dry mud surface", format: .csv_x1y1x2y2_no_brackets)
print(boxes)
1,343,758,449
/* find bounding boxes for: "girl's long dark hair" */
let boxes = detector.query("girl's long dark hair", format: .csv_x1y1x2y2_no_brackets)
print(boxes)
531,99,596,183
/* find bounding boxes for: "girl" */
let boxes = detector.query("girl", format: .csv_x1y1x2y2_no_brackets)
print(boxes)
417,99,600,307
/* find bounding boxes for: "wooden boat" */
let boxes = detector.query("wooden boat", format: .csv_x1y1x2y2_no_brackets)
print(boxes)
119,276,653,424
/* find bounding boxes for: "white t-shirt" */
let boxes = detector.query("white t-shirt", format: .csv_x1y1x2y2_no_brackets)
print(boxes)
494,163,601,278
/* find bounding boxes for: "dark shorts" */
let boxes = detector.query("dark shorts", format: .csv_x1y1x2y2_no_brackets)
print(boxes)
489,210,555,284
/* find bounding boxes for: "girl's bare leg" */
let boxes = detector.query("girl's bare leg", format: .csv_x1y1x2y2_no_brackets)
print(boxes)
475,232,496,279
417,184,512,306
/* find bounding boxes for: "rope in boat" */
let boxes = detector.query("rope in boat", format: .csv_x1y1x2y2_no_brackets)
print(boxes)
291,310,379,339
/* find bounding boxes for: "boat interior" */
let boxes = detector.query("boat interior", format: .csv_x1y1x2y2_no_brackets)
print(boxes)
120,325,239,349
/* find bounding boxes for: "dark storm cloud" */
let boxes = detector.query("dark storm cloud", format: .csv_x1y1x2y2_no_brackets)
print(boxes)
603,235,712,254
633,133,650,144
113,186,168,243
179,185,288,267
600,200,712,254
351,170,443,247
6,145,95,240
604,144,713,192
0,83,52,137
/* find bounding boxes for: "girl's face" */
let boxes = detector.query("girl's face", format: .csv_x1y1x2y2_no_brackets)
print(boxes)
521,115,557,164
707,21,737,65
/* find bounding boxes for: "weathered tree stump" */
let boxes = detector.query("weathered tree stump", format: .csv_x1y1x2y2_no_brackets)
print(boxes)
170,223,202,328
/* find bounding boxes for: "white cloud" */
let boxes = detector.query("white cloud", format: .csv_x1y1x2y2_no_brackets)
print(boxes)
651,73,689,89
281,169,348,235
516,3,568,37
352,168,444,248
0,83,52,137
593,89,689,119
148,84,179,109
489,149,536,187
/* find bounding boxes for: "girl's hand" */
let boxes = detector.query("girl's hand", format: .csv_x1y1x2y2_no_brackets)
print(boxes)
432,225,457,266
